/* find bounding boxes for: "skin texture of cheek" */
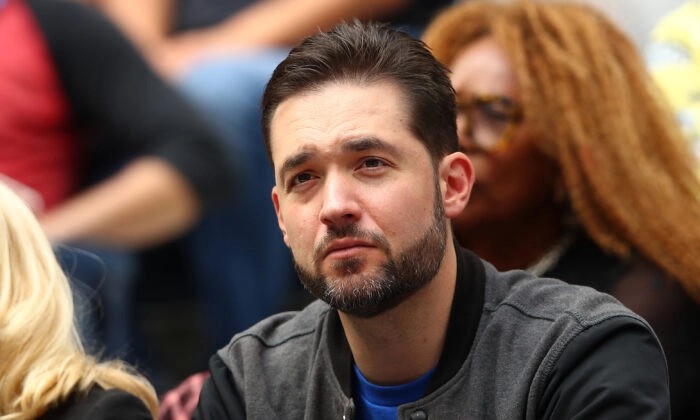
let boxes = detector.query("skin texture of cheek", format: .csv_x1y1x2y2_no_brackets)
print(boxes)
375,179,436,240
286,219,317,267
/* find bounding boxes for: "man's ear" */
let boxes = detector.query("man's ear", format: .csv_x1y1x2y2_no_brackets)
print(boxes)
439,152,474,219
271,186,290,247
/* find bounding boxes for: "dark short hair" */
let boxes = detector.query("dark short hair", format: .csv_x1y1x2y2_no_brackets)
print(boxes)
261,21,458,168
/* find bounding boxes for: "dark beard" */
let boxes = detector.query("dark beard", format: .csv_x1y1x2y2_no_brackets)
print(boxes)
293,181,447,318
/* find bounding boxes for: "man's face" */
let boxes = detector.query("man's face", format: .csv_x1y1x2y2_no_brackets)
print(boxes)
270,81,449,317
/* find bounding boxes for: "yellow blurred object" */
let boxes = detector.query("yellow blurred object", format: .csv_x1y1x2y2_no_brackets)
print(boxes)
648,1,700,158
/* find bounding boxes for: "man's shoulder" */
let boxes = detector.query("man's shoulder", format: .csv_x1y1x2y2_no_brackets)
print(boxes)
204,300,341,418
217,300,331,369
451,261,669,417
482,260,641,328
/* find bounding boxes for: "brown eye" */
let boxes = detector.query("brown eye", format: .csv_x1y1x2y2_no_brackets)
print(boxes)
362,158,385,168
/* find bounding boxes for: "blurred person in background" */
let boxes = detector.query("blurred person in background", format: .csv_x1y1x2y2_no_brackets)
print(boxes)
83,0,455,362
0,182,158,419
424,1,700,418
0,0,235,378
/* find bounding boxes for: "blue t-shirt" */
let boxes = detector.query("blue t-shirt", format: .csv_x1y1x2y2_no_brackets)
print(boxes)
352,364,435,420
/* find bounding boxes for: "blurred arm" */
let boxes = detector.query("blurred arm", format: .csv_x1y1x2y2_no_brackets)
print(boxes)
89,0,411,77
171,0,411,50
39,157,200,249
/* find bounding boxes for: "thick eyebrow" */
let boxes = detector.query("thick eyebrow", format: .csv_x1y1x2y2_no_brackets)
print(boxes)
340,136,399,155
278,150,314,184
277,136,399,183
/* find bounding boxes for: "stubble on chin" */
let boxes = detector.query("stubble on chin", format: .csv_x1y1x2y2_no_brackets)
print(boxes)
331,255,365,276
293,234,394,317
293,216,445,318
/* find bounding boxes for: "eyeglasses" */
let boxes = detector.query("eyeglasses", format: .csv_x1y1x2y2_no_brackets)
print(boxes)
456,94,523,153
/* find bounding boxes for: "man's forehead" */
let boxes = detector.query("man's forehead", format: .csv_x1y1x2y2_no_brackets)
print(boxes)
268,81,412,156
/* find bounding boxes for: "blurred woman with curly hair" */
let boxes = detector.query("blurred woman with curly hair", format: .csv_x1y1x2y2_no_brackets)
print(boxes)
424,1,700,417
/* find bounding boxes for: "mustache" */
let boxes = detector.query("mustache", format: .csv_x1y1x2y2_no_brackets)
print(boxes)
312,224,390,264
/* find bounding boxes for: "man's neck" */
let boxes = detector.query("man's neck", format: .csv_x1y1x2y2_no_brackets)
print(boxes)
338,242,458,385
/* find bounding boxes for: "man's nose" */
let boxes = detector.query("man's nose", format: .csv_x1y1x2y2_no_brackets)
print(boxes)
318,174,361,227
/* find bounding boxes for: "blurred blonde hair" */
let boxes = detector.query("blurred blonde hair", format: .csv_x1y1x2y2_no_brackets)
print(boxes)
424,0,700,303
0,183,158,419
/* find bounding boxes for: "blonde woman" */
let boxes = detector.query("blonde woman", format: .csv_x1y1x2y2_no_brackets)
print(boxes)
0,182,158,419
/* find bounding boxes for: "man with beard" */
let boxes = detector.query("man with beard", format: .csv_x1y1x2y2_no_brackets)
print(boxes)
193,22,670,419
